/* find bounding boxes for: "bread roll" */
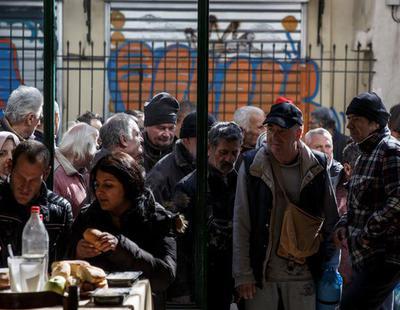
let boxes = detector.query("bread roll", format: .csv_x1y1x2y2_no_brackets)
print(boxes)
51,260,90,276
83,228,103,245
51,261,71,278
76,265,106,284
0,271,10,290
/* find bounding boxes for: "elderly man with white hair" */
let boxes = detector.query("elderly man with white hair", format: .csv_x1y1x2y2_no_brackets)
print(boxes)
0,85,43,141
54,122,99,217
233,106,266,153
304,127,343,189
92,113,143,168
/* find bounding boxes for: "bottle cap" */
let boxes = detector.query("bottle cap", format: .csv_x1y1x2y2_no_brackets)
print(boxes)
31,206,40,213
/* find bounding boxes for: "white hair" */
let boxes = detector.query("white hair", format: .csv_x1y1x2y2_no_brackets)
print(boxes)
58,122,98,164
5,85,43,123
304,127,333,145
233,106,265,130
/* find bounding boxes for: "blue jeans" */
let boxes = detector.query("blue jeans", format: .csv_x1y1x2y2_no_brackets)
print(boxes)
340,259,400,310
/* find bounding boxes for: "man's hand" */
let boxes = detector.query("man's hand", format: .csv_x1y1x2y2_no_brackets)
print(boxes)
333,227,347,248
76,239,101,259
237,283,256,300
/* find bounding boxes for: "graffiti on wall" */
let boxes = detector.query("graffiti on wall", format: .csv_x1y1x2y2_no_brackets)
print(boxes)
108,13,321,120
0,39,23,115
0,6,44,116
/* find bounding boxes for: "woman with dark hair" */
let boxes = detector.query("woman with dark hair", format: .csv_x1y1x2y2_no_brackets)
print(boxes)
69,151,177,309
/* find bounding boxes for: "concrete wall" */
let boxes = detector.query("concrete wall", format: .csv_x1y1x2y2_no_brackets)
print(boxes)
62,0,106,128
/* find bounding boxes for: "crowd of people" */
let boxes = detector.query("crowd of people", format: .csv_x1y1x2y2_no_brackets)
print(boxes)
0,85,399,310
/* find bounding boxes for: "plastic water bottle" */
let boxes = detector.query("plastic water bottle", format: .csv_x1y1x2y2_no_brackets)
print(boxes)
21,206,49,291
316,267,343,310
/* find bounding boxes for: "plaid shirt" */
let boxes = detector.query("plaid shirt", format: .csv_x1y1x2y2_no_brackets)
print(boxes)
337,127,400,268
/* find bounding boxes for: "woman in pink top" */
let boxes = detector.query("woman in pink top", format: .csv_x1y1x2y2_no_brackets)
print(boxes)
54,122,99,217
0,132,19,180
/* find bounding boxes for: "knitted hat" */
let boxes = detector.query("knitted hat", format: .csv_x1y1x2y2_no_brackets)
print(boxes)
180,112,216,138
144,92,180,127
346,92,390,128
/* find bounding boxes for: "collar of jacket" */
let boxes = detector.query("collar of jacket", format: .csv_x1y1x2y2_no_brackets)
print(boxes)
54,148,83,177
357,126,390,154
0,117,25,141
144,132,175,156
0,180,50,220
174,139,195,168
249,140,325,192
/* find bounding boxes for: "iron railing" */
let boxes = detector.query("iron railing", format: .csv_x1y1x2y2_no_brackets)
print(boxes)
0,36,375,133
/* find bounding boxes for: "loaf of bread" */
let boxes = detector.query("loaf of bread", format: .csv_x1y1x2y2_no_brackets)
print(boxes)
51,260,90,276
51,261,71,278
50,260,107,290
0,271,10,290
83,228,103,245
76,265,107,285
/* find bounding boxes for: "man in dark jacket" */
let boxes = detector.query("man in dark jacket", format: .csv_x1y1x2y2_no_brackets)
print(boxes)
143,92,180,172
172,122,243,309
0,140,73,266
233,102,338,310
334,92,400,309
146,112,216,207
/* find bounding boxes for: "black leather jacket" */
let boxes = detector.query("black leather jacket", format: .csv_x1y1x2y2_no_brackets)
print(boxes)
0,181,73,267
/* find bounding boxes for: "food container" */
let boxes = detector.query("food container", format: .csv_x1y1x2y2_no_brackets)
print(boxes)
106,271,142,287
91,287,131,305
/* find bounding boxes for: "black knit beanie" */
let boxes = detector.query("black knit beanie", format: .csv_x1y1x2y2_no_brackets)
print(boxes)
346,92,390,128
144,92,180,127
180,112,216,138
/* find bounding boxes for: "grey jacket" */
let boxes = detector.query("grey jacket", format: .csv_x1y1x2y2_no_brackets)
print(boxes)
233,142,339,287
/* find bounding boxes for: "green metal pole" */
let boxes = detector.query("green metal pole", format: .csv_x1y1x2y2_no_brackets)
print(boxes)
195,0,209,308
43,0,55,189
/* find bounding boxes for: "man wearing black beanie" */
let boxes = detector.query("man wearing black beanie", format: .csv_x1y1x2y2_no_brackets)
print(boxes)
334,92,400,309
145,111,216,303
143,92,180,172
146,111,216,207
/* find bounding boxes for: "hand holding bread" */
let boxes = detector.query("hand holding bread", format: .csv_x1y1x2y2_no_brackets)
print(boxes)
83,228,118,253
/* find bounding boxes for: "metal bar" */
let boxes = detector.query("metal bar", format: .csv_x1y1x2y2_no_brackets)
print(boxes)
102,41,106,119
127,41,131,109
115,41,119,111
367,43,373,91
343,44,348,133
66,41,70,126
139,42,143,109
235,42,239,110
90,41,94,112
356,42,360,94
295,42,300,103
330,44,336,108
9,24,12,93
175,41,179,99
78,41,82,115
319,44,324,105
272,43,276,103
259,43,263,108
22,23,25,82
195,0,209,307
43,0,55,189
